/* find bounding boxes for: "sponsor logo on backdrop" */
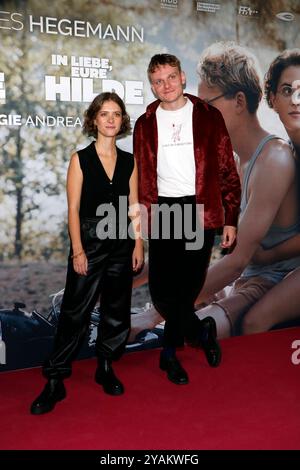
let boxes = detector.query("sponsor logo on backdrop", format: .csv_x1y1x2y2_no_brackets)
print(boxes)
276,11,295,22
238,6,259,17
0,11,144,42
196,2,220,13
0,72,5,102
160,0,178,10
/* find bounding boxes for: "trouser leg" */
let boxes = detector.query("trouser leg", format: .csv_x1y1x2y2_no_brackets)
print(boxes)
149,230,214,347
95,239,134,361
180,229,215,343
43,216,117,380
149,237,184,347
43,255,107,380
148,196,215,348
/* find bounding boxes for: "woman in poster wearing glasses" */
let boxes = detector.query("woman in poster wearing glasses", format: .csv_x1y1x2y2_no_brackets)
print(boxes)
244,49,300,331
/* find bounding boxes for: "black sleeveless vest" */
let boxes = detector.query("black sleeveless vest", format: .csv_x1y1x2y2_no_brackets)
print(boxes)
77,141,134,218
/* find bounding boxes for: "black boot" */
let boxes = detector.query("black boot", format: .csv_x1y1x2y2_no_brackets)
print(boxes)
159,352,189,385
30,379,66,415
95,358,124,396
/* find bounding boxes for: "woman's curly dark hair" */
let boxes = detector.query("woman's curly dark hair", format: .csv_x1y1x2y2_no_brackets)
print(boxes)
264,49,300,108
83,92,131,138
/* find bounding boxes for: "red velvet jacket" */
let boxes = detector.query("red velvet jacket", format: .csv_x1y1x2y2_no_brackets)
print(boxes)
133,93,241,231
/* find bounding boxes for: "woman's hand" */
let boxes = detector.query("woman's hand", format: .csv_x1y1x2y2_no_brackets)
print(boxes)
132,240,144,272
73,251,88,275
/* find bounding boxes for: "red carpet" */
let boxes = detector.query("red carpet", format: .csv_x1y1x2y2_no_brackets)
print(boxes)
1,328,300,450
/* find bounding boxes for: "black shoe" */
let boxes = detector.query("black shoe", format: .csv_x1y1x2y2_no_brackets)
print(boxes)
95,360,124,396
159,353,189,385
200,316,222,367
30,379,66,415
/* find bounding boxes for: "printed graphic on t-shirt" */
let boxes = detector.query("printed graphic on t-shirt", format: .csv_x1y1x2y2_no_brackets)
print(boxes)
158,99,193,149
172,123,182,143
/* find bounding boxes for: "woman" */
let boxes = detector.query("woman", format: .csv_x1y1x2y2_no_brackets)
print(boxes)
241,49,300,333
31,92,143,415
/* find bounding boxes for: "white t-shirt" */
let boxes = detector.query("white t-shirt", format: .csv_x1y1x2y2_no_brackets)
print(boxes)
156,98,195,197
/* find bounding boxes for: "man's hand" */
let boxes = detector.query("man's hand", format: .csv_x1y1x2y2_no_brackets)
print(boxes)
220,225,237,249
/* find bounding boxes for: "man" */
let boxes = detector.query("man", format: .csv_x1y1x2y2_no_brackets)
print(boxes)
133,54,240,384
131,44,300,343
195,43,300,337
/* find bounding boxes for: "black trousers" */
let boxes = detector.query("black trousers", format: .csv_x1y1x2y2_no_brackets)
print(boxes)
148,196,215,348
43,217,134,380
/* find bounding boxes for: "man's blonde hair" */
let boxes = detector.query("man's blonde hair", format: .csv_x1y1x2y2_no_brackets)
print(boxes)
197,42,262,113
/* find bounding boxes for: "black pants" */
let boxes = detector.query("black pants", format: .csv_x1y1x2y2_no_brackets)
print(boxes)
148,197,215,348
43,217,134,380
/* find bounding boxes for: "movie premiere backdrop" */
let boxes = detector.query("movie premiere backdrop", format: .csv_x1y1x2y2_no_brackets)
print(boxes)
0,0,299,371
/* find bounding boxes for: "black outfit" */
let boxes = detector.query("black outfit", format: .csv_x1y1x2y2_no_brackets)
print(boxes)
43,142,135,380
149,196,215,348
